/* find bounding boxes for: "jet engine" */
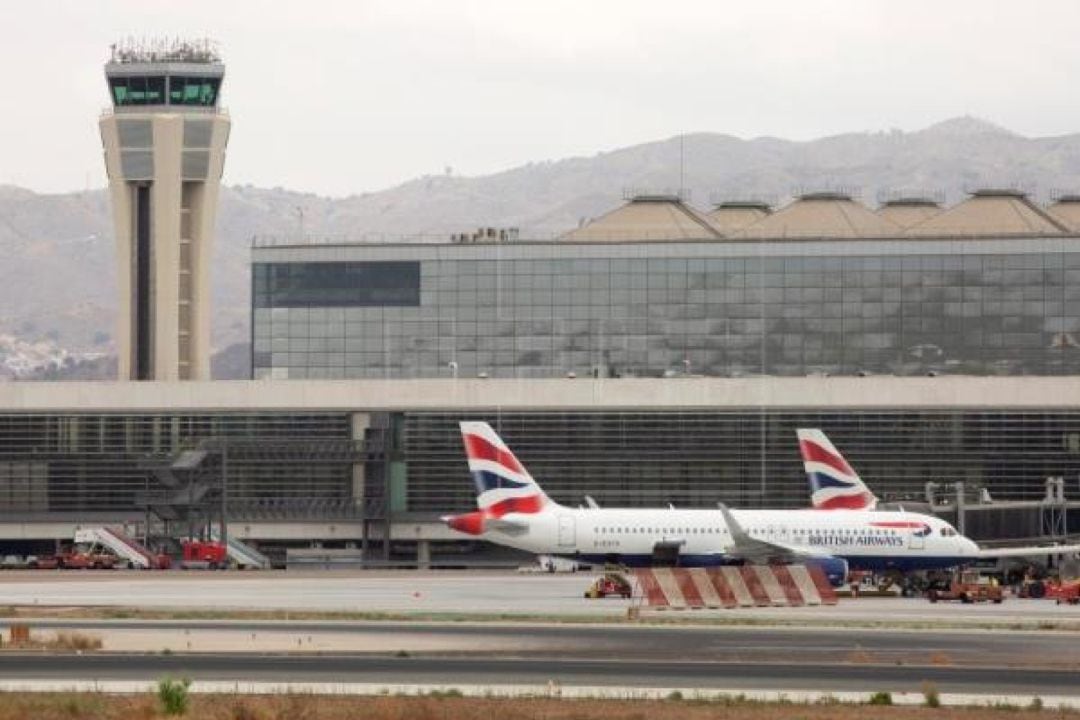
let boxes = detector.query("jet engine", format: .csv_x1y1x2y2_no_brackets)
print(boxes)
807,556,850,587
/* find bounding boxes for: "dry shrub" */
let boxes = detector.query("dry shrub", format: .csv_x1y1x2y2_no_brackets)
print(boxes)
928,651,953,666
48,631,103,651
270,695,316,720
921,681,941,708
6,630,103,652
229,698,264,720
847,648,875,664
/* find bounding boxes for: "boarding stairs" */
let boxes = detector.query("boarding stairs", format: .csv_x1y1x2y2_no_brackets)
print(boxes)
74,527,158,569
209,531,272,569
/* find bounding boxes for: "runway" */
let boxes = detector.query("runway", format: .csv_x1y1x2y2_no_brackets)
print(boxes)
7,619,1080,667
2,575,1079,699
0,653,1076,696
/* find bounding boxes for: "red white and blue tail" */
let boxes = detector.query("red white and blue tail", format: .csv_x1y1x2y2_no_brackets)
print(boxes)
445,422,551,535
797,429,877,510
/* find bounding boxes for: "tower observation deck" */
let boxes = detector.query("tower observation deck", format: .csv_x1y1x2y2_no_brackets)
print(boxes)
100,38,230,381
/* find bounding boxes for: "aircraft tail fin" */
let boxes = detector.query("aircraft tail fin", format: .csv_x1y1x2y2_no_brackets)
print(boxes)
796,429,877,510
445,422,551,536
459,421,550,513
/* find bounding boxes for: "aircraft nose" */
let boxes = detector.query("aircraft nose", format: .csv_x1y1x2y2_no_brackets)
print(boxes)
962,537,980,557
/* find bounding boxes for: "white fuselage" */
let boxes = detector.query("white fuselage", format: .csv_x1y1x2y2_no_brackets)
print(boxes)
486,505,979,572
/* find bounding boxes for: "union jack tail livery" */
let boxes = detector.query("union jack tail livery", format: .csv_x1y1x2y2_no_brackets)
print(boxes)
444,422,552,535
797,429,877,511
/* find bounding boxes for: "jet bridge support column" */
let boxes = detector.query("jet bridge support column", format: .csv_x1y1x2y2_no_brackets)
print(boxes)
416,540,431,569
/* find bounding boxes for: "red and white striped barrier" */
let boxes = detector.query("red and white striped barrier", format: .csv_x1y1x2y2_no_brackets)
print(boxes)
632,565,837,609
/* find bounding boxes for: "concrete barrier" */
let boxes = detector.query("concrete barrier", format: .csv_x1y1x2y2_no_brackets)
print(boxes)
632,564,837,609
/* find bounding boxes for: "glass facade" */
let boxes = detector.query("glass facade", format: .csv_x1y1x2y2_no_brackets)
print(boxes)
0,413,359,519
3,406,1077,541
252,238,1080,379
402,410,1080,540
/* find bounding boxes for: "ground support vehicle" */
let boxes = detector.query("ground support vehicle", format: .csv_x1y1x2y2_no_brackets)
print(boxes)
180,540,229,570
585,572,633,599
58,548,116,570
25,555,59,570
927,570,1003,603
1046,579,1080,605
1015,577,1048,599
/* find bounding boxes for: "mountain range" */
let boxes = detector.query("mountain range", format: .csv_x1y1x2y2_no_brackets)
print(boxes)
3,115,1080,378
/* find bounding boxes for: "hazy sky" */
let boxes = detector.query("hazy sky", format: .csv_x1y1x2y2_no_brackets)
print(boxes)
4,0,1080,196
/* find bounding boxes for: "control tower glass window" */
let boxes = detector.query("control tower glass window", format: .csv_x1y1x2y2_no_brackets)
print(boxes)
168,77,220,106
109,76,166,106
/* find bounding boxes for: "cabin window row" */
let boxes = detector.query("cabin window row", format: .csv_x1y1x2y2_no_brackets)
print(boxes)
594,526,901,536
596,527,724,535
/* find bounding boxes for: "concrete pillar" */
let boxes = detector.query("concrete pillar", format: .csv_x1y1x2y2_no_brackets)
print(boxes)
350,413,370,511
416,539,431,570
955,481,966,535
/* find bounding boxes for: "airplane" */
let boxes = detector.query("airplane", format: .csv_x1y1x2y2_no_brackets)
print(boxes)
443,421,983,585
797,428,1080,563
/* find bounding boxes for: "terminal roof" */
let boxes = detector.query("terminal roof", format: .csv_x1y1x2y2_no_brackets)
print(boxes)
561,195,722,242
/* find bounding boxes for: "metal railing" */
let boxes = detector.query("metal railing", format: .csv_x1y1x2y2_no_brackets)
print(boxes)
227,496,385,521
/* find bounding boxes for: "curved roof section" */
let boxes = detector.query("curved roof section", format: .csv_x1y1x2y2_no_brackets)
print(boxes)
1047,196,1080,232
707,201,771,234
877,197,942,229
737,191,901,239
560,195,722,242
905,189,1068,237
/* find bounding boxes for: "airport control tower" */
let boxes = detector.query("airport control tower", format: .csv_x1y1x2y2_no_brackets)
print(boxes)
100,39,230,381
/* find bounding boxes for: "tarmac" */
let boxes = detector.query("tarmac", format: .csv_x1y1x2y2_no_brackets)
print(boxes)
1,571,1079,701
0,653,1077,698
0,570,1078,625
4,619,1080,667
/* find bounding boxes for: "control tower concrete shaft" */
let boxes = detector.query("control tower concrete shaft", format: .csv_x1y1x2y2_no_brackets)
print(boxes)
99,39,230,381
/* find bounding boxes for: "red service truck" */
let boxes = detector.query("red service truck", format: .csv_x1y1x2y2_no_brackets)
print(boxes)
180,541,228,570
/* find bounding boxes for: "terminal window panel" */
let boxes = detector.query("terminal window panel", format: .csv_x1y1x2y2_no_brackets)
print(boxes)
253,262,420,309
401,410,1080,541
251,251,1080,380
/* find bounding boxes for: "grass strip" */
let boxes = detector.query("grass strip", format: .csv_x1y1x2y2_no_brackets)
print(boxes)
0,604,1077,633
0,691,1070,720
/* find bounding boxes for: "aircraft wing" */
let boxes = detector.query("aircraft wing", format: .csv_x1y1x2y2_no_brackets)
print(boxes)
977,544,1080,559
716,503,832,563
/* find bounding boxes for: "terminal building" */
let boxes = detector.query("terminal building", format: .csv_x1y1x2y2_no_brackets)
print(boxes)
4,188,1080,563
2,43,1080,563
